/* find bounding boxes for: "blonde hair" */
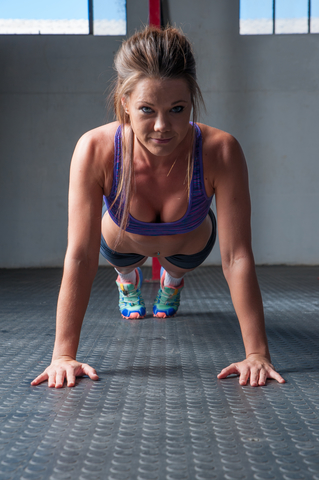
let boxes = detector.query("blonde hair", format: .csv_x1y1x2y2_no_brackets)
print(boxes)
111,26,204,242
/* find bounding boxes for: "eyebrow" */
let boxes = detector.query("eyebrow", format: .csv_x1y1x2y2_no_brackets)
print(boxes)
138,99,189,106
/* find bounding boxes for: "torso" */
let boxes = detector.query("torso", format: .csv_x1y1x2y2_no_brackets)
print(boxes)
98,121,221,258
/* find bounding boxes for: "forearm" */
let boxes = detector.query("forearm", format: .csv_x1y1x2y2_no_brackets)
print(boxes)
223,257,270,359
52,256,98,360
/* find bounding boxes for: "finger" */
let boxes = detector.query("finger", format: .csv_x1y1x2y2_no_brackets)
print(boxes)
55,369,66,389
66,367,76,388
48,371,57,388
217,364,238,379
81,364,99,381
268,368,286,384
258,369,268,386
248,367,260,387
239,368,250,386
31,371,48,386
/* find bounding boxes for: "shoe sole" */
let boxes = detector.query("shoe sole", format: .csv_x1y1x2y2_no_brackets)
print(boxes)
153,312,176,318
122,313,145,319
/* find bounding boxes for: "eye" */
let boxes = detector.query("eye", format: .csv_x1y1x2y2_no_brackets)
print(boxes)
140,106,153,114
171,106,184,113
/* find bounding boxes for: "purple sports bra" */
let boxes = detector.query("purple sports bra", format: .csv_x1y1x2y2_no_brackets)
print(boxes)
103,123,213,236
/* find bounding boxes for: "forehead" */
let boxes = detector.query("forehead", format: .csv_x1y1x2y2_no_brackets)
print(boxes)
130,77,191,102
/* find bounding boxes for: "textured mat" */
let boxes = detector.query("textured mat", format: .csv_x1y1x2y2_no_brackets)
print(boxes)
0,266,319,480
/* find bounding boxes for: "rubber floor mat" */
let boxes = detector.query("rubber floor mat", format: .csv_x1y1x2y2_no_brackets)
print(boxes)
0,266,318,480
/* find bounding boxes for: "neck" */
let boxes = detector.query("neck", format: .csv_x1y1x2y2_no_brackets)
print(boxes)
133,132,192,170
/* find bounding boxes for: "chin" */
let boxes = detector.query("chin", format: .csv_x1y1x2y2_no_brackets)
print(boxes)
149,140,179,155
150,146,176,156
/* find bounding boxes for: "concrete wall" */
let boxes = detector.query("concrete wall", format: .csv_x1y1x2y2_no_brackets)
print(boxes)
0,1,147,268
0,0,318,267
166,0,319,265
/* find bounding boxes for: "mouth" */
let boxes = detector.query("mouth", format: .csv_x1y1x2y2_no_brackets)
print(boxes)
151,137,173,144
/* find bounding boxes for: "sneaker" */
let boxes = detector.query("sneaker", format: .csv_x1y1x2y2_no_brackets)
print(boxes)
116,267,146,319
153,267,184,318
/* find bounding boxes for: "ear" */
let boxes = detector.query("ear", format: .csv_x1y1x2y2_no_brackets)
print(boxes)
121,96,129,115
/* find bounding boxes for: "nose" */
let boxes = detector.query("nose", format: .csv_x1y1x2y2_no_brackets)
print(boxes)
154,113,170,132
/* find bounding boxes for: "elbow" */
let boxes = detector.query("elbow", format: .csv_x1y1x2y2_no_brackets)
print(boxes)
64,249,99,279
221,252,255,281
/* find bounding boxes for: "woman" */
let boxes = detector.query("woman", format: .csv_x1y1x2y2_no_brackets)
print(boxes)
31,26,285,389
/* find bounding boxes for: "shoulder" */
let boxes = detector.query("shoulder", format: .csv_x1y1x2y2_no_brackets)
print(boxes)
197,123,247,185
70,121,120,191
74,121,120,165
197,123,244,164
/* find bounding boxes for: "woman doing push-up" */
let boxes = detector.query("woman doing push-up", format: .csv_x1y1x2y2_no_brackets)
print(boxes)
31,26,285,389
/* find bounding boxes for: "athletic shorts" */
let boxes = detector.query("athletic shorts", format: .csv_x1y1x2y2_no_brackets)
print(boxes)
100,208,216,270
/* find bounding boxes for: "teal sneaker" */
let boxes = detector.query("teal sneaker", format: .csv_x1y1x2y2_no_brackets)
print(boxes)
153,267,184,318
116,267,146,319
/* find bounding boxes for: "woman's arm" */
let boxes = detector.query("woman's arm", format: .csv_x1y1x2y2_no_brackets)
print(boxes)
31,130,110,388
205,130,285,386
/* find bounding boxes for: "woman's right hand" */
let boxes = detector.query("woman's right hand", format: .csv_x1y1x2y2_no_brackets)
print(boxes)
31,356,99,388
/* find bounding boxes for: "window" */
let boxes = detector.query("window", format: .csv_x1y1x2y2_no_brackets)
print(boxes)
312,0,319,32
93,0,126,36
240,0,319,34
240,0,274,35
0,0,126,35
276,0,308,33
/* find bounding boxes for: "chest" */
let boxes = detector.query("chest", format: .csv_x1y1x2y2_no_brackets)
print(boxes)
130,163,190,223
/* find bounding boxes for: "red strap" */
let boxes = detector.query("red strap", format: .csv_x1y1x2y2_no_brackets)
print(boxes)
152,257,161,280
149,0,161,27
149,0,162,279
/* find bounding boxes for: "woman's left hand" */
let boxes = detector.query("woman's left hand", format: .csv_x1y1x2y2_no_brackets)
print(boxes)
217,354,285,387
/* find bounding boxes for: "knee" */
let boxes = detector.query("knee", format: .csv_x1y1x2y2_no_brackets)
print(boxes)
160,259,194,278
112,257,148,273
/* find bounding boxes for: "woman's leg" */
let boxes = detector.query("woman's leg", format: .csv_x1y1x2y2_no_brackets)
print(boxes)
159,258,194,283
113,256,148,277
114,262,147,320
152,262,187,318
100,232,148,319
153,210,217,318
113,258,148,318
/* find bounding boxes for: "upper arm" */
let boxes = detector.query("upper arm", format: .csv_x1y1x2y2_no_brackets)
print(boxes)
205,131,253,268
66,130,111,265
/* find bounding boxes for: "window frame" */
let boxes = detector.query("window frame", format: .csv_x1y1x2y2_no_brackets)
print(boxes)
240,0,316,35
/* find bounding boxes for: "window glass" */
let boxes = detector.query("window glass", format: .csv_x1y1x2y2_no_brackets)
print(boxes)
94,0,126,35
0,0,88,34
0,0,126,35
240,0,273,35
311,0,319,32
275,0,308,33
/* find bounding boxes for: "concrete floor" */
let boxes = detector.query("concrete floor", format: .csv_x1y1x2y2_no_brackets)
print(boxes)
0,266,319,480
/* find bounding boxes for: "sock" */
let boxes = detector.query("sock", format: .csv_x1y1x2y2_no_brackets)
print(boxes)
115,268,136,285
164,271,184,287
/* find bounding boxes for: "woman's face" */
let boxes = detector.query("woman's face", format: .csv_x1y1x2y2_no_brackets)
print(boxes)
124,77,192,157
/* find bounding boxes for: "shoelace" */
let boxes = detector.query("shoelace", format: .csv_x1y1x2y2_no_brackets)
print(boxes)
120,284,142,305
157,287,179,304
